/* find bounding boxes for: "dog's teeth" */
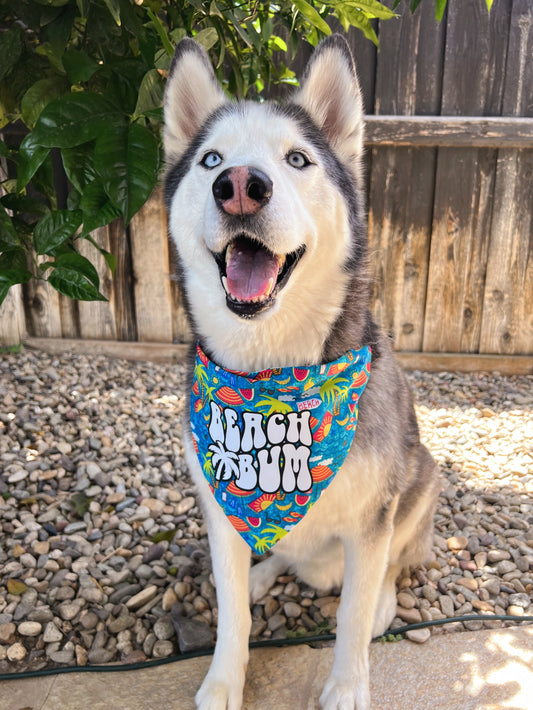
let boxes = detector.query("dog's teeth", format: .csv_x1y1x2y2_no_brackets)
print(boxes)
225,244,233,265
221,276,229,294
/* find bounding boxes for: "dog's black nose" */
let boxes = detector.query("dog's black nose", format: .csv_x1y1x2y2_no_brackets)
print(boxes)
213,167,272,216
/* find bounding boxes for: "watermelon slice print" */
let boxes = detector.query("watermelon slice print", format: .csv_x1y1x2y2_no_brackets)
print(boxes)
226,481,254,497
197,346,209,367
216,386,244,405
293,368,309,382
227,515,249,532
311,464,334,482
352,371,368,388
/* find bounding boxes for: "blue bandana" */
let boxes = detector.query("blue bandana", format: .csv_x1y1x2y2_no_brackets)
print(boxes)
190,344,371,554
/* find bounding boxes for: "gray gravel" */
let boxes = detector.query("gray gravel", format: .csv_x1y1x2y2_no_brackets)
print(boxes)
0,348,531,673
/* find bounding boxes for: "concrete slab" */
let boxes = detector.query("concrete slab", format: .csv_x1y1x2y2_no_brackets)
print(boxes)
2,626,532,710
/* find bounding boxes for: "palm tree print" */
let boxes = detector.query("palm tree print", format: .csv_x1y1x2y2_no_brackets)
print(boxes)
250,524,288,553
255,395,294,417
319,375,351,415
208,441,240,481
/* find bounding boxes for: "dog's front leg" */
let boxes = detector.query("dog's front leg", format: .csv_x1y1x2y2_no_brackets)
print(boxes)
319,528,393,710
195,495,251,710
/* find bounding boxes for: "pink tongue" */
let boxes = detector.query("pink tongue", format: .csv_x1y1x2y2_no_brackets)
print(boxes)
226,241,280,301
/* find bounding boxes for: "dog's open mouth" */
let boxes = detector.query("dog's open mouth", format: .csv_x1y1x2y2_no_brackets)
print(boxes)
214,235,305,317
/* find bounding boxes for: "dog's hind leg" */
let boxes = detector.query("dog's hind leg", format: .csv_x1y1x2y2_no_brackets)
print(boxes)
372,448,440,640
372,563,401,638
194,488,251,710
249,554,287,603
319,502,397,710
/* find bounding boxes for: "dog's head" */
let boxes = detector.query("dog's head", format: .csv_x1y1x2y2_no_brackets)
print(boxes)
164,35,366,361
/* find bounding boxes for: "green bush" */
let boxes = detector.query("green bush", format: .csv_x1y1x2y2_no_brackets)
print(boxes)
0,0,491,305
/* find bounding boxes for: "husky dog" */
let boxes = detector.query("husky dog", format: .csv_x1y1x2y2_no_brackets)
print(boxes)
163,34,440,710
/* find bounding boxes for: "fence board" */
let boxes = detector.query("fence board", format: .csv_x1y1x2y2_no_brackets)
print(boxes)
480,0,533,355
22,259,63,338
169,271,193,343
368,1,444,350
77,226,117,340
108,219,137,341
365,116,533,147
22,337,533,375
479,149,533,354
0,285,26,346
423,0,511,353
3,3,532,360
59,296,80,339
129,190,174,342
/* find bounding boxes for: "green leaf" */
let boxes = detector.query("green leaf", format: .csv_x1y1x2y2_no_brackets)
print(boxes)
146,8,174,56
133,69,164,118
67,491,91,517
336,7,379,46
33,0,71,6
80,180,121,234
6,579,28,596
101,249,116,275
47,263,107,301
485,0,493,10
1,194,48,222
61,144,97,194
94,122,159,224
435,0,447,21
0,247,29,273
291,0,331,36
21,77,68,129
331,0,395,20
32,93,122,149
194,27,219,52
151,528,177,543
209,1,224,20
17,133,51,191
269,35,288,52
0,27,22,82
62,49,100,84
55,252,100,289
76,0,90,18
102,0,121,25
34,209,82,255
44,3,77,59
0,140,10,159
0,209,19,250
222,12,253,48
0,255,32,308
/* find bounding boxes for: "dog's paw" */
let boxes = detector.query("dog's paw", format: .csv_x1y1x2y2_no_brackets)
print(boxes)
249,556,286,603
196,674,244,710
319,677,370,710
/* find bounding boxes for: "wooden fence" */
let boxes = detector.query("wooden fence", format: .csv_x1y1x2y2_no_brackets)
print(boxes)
1,0,532,368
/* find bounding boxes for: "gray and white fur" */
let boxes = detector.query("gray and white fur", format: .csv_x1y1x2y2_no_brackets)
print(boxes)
163,34,441,710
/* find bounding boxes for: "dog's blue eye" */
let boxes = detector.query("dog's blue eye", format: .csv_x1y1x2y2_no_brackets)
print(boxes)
201,152,223,169
287,151,310,169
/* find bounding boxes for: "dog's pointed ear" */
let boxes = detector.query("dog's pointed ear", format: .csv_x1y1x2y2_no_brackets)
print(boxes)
164,38,227,161
293,35,363,165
